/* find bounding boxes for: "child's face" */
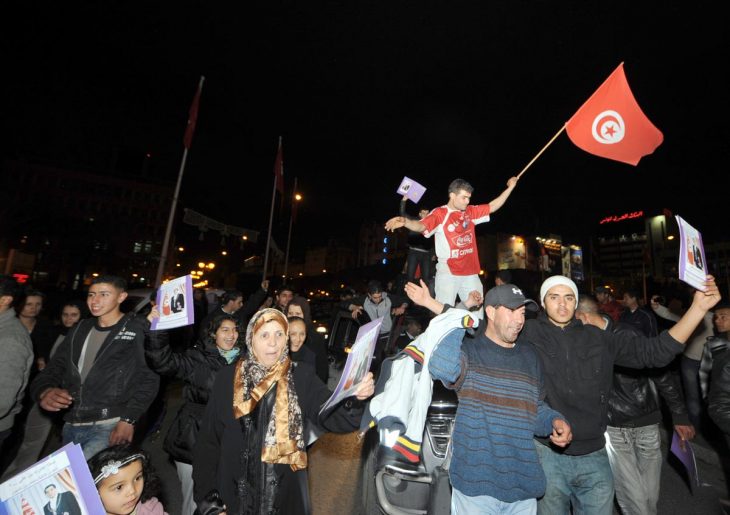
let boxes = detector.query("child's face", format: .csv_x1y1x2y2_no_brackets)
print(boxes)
97,460,144,515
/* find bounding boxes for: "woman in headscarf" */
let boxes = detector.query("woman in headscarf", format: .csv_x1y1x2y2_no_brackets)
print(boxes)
193,308,374,515
286,296,329,384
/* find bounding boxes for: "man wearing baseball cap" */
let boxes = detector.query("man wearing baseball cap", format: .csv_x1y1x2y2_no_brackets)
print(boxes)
426,283,572,514
522,274,721,515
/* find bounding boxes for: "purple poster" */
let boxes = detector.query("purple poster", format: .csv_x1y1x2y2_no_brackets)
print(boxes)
670,431,700,491
0,443,105,515
676,215,707,292
396,177,427,203
151,274,195,330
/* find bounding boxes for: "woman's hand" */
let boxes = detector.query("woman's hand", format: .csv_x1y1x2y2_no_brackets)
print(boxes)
147,306,160,322
354,372,375,400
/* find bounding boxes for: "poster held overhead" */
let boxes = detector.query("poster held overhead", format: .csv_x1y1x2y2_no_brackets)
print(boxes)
676,216,707,291
397,177,426,204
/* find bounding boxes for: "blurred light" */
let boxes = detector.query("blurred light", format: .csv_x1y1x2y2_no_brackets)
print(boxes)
176,263,181,267
299,272,303,276
132,273,139,277
295,193,302,201
207,263,215,269
198,262,206,268
479,269,485,276
242,235,248,240
92,273,99,277
140,278,145,282
316,326,327,334
667,235,675,240
383,237,388,244
322,269,327,273
382,258,387,265
221,251,227,256
178,247,185,252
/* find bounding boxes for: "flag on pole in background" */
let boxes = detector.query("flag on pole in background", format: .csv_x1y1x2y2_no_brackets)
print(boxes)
273,137,284,194
183,76,205,149
565,63,663,166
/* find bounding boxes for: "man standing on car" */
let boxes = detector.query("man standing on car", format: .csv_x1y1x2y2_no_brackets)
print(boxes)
385,177,518,317
424,283,572,513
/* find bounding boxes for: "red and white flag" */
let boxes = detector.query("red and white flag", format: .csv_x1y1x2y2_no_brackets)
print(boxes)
183,76,205,149
273,137,284,194
565,63,663,166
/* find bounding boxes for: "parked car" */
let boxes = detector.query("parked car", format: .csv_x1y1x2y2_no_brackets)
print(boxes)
327,311,457,515
120,288,155,316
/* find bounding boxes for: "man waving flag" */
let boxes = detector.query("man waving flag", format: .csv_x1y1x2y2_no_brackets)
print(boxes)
565,63,663,166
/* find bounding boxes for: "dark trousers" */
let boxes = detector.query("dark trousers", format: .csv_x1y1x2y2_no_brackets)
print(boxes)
406,249,431,283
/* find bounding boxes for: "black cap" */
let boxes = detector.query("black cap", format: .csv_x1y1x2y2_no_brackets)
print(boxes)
484,284,538,311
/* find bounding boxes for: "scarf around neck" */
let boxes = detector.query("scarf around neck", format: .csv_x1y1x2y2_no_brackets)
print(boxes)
232,308,306,471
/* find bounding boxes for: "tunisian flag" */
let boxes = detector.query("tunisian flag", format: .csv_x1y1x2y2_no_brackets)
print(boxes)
565,63,663,166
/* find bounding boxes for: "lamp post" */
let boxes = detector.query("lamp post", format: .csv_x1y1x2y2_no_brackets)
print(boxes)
283,178,301,284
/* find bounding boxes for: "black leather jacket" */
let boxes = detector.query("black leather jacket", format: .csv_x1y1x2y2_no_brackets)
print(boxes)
30,314,159,424
606,320,689,427
709,346,730,435
145,329,235,463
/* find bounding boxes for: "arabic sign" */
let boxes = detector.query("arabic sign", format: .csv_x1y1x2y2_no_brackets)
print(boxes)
599,211,644,224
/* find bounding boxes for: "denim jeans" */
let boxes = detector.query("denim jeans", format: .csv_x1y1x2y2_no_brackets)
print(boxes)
175,460,197,515
452,488,537,515
605,424,662,515
535,442,614,515
62,419,119,459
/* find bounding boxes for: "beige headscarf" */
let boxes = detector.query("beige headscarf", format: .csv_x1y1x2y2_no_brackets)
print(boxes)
232,308,306,471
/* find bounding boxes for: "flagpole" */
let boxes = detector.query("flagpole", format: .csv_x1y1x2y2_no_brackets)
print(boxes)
262,136,282,282
155,75,205,287
283,177,298,284
516,125,566,180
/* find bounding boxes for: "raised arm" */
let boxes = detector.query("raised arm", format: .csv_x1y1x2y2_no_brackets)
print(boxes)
667,276,721,344
487,176,518,214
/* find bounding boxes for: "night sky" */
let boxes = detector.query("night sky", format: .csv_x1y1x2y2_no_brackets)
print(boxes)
5,2,729,255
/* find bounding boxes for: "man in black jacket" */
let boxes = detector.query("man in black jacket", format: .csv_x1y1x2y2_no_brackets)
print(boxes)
523,275,720,515
576,295,694,515
30,275,159,459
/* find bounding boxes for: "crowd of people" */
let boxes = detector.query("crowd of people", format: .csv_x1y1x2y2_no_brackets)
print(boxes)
1,178,730,514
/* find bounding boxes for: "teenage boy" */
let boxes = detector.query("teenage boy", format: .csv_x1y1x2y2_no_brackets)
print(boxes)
31,275,159,459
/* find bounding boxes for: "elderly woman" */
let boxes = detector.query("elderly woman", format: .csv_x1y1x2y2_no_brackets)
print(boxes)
193,308,373,514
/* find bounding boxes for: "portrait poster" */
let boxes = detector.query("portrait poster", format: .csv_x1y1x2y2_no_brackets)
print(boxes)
320,317,384,415
151,274,194,330
396,177,426,204
676,216,707,292
0,443,104,515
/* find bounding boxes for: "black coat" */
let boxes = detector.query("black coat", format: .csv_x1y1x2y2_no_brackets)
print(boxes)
521,312,684,455
30,314,159,424
709,347,730,435
193,361,363,515
606,321,689,427
145,329,234,463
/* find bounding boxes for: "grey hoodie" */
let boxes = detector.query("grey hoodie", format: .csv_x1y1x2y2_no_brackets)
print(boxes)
0,308,33,432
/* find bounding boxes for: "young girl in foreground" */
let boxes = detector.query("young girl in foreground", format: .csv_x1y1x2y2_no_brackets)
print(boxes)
88,444,168,515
